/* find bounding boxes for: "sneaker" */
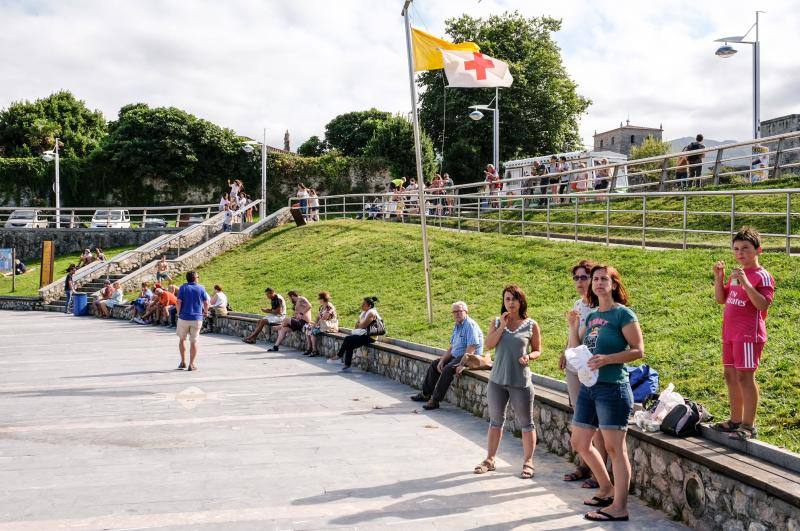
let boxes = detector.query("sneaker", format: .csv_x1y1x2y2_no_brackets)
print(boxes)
339,366,351,372
423,400,440,411
268,345,279,352
410,393,429,402
133,317,145,325
302,350,312,356
176,362,186,370
327,357,342,365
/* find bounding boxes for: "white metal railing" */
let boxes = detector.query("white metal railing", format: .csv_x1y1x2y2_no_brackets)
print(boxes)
440,129,800,198
39,199,263,298
289,190,799,253
0,203,219,228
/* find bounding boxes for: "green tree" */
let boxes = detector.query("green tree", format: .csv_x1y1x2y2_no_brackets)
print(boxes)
0,91,107,158
91,104,248,204
297,135,327,157
364,115,435,180
324,108,391,156
418,12,590,183
629,136,672,160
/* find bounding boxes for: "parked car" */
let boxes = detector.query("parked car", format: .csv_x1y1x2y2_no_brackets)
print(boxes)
187,215,205,225
91,209,131,228
57,214,87,228
142,217,167,228
4,209,48,228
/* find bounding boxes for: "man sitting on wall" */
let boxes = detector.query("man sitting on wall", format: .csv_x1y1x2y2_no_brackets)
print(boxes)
411,301,485,410
243,287,287,344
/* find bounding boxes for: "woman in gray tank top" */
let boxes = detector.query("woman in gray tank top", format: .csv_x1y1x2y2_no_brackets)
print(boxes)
474,285,542,480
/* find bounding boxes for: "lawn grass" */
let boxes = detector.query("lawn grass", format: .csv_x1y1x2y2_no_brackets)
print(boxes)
195,219,800,452
0,246,137,296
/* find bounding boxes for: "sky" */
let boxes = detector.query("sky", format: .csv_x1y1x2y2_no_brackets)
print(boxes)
1,0,798,152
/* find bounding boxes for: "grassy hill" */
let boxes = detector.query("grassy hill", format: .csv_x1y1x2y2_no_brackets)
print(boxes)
195,219,800,452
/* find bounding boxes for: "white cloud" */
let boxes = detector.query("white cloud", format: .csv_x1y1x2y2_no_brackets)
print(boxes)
1,0,798,157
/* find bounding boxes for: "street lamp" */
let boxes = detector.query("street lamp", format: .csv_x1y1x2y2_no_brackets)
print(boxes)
42,138,61,228
241,128,267,219
467,88,500,173
714,11,764,139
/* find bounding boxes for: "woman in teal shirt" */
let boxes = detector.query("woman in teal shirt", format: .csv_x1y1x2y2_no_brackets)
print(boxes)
566,265,644,522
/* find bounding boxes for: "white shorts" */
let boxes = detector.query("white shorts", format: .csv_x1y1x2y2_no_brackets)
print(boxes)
262,315,286,325
177,319,202,342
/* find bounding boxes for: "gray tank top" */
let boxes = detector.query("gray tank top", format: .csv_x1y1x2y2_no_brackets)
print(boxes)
489,317,535,387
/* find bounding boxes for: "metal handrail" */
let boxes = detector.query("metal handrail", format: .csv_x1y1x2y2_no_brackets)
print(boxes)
289,190,799,254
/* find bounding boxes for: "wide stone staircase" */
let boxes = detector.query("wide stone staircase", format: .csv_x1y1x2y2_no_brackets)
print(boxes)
39,203,290,313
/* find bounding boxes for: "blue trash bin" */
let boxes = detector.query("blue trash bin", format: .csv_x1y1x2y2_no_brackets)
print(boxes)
72,293,89,316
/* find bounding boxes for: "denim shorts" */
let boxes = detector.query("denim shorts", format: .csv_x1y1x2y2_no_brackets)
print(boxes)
572,381,633,431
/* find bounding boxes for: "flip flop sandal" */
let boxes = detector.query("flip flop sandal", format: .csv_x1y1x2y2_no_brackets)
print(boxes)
564,467,590,482
520,464,535,479
583,496,614,507
584,510,629,522
474,459,496,474
713,420,741,433
581,478,600,489
729,425,757,440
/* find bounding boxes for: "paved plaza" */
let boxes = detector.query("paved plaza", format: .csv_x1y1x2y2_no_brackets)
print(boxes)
0,311,685,530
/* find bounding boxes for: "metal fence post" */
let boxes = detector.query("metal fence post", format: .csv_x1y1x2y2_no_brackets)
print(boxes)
546,197,551,240
641,196,647,249
361,196,365,221
457,198,461,231
574,196,579,242
521,197,526,237
498,197,502,234
730,194,736,236
713,149,724,185
324,197,328,221
682,195,688,250
786,193,792,254
176,208,181,227
609,165,620,192
342,197,345,219
771,138,784,180
477,199,481,233
658,157,670,192
605,196,610,246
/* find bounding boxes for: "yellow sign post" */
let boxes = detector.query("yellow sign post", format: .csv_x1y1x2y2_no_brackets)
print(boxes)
39,241,55,288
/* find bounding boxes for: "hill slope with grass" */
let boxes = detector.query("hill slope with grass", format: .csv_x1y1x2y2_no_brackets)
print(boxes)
196,219,800,452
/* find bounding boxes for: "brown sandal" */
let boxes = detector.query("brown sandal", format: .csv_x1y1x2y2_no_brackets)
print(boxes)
474,459,496,474
520,464,534,479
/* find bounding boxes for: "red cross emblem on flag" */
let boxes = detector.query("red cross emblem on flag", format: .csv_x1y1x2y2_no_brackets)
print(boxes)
440,50,513,88
464,53,495,81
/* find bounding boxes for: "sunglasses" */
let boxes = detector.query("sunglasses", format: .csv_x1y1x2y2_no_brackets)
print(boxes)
572,275,590,281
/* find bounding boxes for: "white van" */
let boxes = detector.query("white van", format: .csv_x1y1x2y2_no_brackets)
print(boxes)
91,209,131,228
4,209,49,228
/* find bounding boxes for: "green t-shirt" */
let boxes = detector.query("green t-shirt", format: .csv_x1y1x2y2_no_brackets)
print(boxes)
582,304,638,384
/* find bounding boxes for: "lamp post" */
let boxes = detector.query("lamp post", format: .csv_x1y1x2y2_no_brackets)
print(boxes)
242,128,267,219
42,138,60,228
468,88,500,173
714,11,764,139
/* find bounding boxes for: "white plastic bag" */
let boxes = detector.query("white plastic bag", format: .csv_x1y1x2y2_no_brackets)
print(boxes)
651,383,684,422
564,345,598,387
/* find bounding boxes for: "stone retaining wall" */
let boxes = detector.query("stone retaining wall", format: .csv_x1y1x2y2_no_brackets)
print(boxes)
0,228,180,261
209,314,799,531
0,296,42,311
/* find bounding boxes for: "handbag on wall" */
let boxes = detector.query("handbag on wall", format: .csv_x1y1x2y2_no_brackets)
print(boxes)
462,353,493,370
320,318,339,333
367,318,386,336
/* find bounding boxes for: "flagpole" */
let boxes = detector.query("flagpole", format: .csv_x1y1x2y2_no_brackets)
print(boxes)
402,0,434,325
494,87,500,173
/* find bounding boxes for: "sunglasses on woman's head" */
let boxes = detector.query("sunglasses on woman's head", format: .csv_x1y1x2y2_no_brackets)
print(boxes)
573,275,590,281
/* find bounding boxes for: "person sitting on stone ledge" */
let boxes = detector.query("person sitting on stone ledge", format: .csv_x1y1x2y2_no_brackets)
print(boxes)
202,284,228,333
95,248,107,262
151,286,177,326
304,291,338,357
243,288,286,344
95,281,124,318
268,290,312,352
131,282,154,323
327,296,382,372
411,301,484,411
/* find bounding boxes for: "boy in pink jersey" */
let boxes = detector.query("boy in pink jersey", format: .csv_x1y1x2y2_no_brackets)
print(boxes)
712,227,774,440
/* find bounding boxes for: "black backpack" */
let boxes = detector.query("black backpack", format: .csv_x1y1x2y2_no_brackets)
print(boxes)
661,399,712,437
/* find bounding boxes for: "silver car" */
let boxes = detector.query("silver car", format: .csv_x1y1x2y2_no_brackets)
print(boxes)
4,209,48,228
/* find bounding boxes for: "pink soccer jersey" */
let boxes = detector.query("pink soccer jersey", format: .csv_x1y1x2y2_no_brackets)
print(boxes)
722,267,775,343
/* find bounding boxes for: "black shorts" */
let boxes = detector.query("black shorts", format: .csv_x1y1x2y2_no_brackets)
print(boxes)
289,318,307,332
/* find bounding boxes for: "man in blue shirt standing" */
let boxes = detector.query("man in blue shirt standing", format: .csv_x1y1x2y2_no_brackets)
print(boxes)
411,301,485,410
176,271,209,371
